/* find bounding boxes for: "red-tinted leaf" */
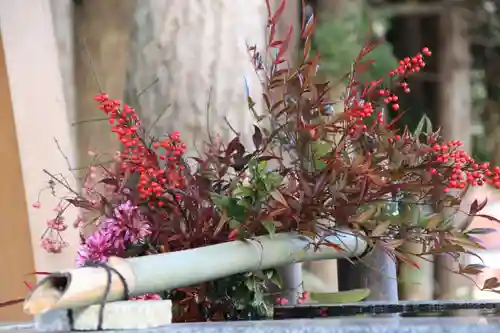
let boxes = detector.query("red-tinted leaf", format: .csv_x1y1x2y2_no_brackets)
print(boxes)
313,171,328,197
460,263,485,275
271,0,287,24
469,199,479,215
271,100,284,112
275,58,286,65
299,176,312,197
277,25,293,61
270,190,289,208
267,207,289,218
99,178,119,187
478,197,488,211
233,154,253,171
476,214,500,224
252,125,263,149
263,93,271,110
301,12,317,39
257,155,279,162
218,165,229,178
483,277,500,290
66,198,94,210
309,53,321,75
303,37,311,61
226,137,242,156
386,109,408,129
269,40,283,48
368,174,386,187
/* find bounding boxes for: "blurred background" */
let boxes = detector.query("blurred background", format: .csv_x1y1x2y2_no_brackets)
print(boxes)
1,0,500,321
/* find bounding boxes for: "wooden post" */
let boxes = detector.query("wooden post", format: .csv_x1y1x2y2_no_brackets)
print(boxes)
302,0,361,296
0,34,36,321
0,0,80,274
399,242,434,300
268,0,303,304
435,3,474,301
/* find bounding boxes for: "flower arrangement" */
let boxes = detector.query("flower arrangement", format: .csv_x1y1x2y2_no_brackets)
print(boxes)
26,0,500,323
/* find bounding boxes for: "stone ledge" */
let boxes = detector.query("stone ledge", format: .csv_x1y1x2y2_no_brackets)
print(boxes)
34,301,172,331
2,317,500,333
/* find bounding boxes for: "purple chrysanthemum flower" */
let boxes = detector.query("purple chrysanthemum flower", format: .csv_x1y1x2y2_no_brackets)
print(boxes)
102,201,151,248
75,229,114,267
75,200,152,267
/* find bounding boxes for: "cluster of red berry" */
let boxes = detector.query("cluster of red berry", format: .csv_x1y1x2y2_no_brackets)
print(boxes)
346,48,432,137
94,94,187,207
275,291,310,305
427,141,500,191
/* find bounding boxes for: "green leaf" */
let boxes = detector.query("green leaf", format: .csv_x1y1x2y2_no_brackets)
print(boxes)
228,201,247,220
210,193,247,220
258,160,268,172
269,271,283,289
425,115,433,135
229,219,241,229
262,220,277,237
265,173,283,189
245,277,258,291
467,228,497,235
210,193,230,208
414,116,425,138
233,185,254,198
309,288,371,304
314,159,327,170
312,140,331,157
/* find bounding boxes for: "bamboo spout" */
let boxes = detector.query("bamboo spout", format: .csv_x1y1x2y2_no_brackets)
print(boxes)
23,273,70,315
24,232,367,315
24,257,136,315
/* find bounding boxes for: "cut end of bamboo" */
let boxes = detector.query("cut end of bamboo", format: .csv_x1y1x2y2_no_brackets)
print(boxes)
23,259,136,315
24,273,70,315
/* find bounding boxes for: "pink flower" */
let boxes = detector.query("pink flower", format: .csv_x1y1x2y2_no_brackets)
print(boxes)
103,201,151,247
75,201,151,267
130,293,162,301
75,229,114,267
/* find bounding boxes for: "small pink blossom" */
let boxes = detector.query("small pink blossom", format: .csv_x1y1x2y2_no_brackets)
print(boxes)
131,293,162,301
41,238,68,254
47,216,67,231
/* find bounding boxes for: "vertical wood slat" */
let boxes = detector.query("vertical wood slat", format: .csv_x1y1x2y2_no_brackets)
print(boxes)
0,33,36,322
0,0,81,294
